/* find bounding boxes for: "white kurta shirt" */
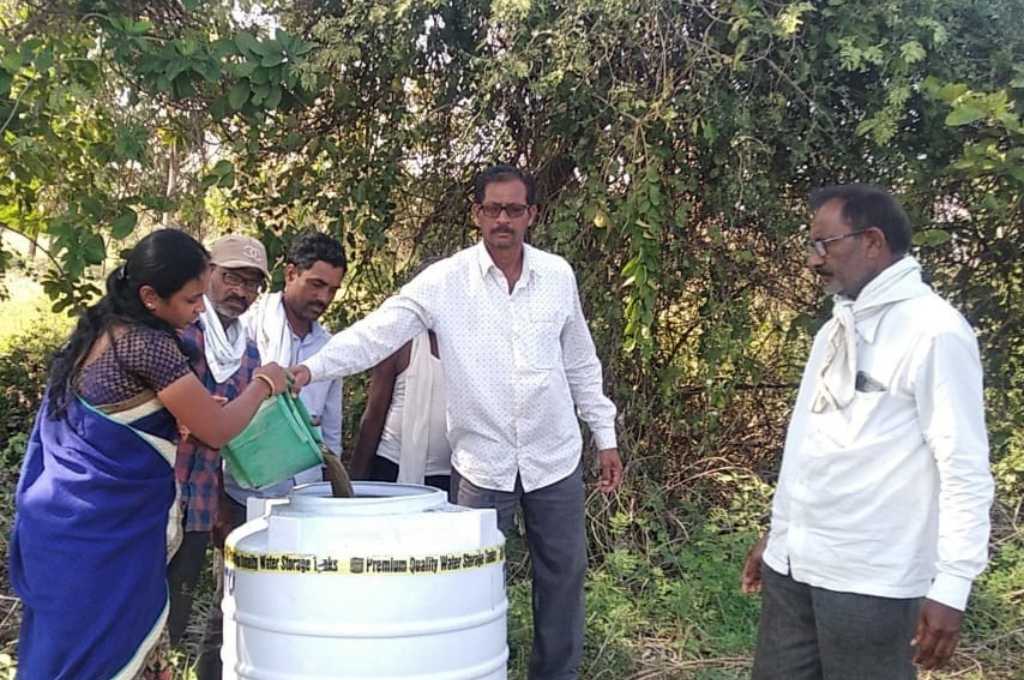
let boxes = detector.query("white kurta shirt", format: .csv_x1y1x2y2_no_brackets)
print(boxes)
764,284,993,611
304,242,618,492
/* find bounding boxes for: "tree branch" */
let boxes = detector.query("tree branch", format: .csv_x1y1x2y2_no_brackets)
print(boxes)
0,222,66,276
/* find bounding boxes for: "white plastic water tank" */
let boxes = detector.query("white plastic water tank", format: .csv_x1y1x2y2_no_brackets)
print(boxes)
221,481,508,679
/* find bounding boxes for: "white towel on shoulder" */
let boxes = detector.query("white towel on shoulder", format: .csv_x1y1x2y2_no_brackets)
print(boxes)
811,256,931,413
246,292,293,365
197,296,248,383
396,333,436,484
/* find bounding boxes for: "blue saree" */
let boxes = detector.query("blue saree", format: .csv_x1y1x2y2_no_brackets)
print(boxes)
11,393,179,680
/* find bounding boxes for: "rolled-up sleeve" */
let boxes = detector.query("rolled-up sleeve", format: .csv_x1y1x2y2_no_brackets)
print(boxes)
304,292,431,383
915,330,994,611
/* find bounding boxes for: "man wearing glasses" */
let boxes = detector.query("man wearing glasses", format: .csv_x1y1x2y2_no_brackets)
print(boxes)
291,165,624,680
168,234,268,677
741,185,993,679
179,231,348,679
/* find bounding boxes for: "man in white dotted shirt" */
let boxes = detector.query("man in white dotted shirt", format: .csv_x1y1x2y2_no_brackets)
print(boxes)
292,165,623,679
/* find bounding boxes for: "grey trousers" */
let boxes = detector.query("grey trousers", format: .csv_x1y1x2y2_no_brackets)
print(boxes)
453,463,587,680
752,564,921,680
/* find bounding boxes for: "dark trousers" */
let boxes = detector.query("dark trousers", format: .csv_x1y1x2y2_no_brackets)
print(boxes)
752,564,921,680
166,529,210,645
368,455,452,497
453,464,586,680
195,496,247,680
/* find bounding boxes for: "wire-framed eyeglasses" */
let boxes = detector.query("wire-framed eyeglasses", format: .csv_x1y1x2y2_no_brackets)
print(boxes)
807,230,867,257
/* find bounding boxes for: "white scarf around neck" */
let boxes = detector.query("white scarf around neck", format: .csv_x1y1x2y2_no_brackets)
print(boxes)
248,292,294,365
198,295,248,383
811,256,932,413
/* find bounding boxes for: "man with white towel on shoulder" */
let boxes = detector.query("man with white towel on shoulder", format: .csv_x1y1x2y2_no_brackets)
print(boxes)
227,231,347,512
740,184,994,679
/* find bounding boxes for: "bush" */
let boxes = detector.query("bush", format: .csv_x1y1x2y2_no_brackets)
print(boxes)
0,325,63,452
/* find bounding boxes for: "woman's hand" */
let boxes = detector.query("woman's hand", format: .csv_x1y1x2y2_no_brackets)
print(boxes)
253,362,290,396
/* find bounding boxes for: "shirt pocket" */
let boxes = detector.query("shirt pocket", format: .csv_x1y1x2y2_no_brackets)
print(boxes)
523,308,562,370
811,390,888,450
843,389,888,443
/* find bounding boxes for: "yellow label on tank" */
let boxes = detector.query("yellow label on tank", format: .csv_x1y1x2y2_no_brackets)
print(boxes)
225,544,505,576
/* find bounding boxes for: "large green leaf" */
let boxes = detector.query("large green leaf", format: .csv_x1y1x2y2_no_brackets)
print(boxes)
264,84,282,110
913,229,952,247
235,32,266,57
83,234,106,265
261,54,286,68
232,61,258,78
210,95,229,120
110,209,138,239
2,52,22,73
228,81,250,110
946,105,986,126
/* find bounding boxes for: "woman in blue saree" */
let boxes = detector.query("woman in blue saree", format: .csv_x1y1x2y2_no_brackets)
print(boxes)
10,229,290,680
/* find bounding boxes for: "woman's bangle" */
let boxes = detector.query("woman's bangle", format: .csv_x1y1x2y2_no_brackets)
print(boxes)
253,373,275,397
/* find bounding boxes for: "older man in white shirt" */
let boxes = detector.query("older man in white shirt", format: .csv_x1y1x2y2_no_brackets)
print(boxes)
741,184,994,679
292,165,623,680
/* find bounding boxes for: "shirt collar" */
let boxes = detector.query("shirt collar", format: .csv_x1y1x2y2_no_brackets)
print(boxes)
290,318,329,344
856,309,886,344
272,293,328,343
475,241,538,283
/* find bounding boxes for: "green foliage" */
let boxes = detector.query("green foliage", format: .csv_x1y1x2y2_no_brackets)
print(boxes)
2,0,1023,675
4,0,1021,415
503,507,763,679
0,324,64,449
0,0,321,310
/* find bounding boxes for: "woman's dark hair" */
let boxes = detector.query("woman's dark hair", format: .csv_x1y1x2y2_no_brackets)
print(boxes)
47,229,210,418
286,231,347,273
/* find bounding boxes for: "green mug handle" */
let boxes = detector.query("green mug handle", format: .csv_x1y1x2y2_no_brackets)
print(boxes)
282,391,323,445
275,394,311,447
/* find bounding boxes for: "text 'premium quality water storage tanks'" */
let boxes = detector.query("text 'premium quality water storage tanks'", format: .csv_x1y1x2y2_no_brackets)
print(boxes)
222,481,508,680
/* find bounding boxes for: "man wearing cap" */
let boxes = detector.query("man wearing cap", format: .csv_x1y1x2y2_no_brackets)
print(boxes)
182,232,346,680
166,234,267,679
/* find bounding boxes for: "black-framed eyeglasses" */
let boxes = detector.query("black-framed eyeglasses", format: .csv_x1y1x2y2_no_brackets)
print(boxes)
477,202,530,219
807,230,867,257
221,269,266,294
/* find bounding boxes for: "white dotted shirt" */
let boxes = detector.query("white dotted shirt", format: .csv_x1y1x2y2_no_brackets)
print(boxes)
304,241,618,492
